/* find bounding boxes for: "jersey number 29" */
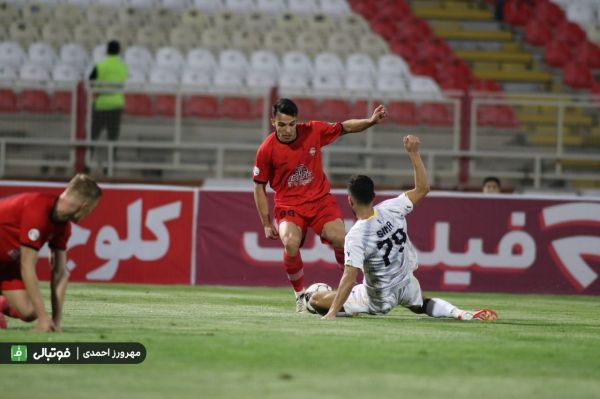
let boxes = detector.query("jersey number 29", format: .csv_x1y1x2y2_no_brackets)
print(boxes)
376,228,407,266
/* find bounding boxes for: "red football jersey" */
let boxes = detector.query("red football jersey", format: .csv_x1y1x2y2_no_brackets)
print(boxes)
253,121,343,207
0,193,71,265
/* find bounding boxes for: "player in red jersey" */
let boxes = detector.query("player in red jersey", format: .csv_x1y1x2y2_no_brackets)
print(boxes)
253,98,387,312
0,174,101,331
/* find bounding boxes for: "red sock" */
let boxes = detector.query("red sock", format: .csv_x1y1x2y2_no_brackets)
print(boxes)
334,247,345,269
283,251,304,293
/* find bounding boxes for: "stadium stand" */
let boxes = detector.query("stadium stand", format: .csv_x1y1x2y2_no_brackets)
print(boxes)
0,0,597,190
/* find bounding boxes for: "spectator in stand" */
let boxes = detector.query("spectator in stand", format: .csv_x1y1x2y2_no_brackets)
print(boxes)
482,176,501,193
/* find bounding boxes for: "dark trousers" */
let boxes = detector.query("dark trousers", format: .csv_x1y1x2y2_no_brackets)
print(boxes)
91,109,122,141
91,109,122,162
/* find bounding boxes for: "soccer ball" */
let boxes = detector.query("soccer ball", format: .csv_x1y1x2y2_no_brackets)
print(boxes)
304,282,332,314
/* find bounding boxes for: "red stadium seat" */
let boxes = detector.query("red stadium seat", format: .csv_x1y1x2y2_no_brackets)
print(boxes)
370,18,399,42
349,100,369,118
154,95,176,117
471,79,502,92
562,62,593,90
292,98,319,121
574,41,600,69
390,39,418,61
524,20,552,47
19,90,51,113
503,0,533,26
182,95,219,118
0,89,17,113
124,94,153,116
419,103,453,126
544,40,571,68
536,1,565,26
51,91,72,114
319,99,351,121
419,38,453,63
348,0,378,21
409,59,437,78
219,96,254,120
555,22,586,46
387,101,418,125
478,105,519,128
252,98,267,119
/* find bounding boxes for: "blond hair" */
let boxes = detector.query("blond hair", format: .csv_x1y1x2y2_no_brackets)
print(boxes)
66,174,102,201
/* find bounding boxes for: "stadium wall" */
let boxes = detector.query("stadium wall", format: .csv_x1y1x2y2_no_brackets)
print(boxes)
1,182,599,295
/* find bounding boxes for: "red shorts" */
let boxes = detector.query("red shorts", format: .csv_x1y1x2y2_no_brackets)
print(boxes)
274,193,343,245
0,263,25,291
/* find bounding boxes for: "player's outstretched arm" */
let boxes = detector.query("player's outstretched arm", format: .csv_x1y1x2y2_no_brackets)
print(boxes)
341,104,388,134
20,246,56,332
403,135,430,206
253,182,279,240
50,249,69,332
321,266,359,320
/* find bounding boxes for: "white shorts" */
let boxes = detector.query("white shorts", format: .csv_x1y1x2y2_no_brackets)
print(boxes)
343,274,423,315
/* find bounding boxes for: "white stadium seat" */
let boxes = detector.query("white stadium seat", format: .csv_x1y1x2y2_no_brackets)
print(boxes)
408,76,441,94
0,64,18,81
378,54,411,78
155,46,185,72
186,48,218,72
52,63,82,82
20,63,51,81
193,0,225,14
124,45,154,72
314,52,345,76
281,50,313,79
160,0,192,11
376,74,407,94
181,67,211,87
346,52,377,78
218,49,248,76
319,0,351,15
125,67,147,86
0,41,27,69
256,0,287,15
312,72,343,93
246,69,277,89
249,49,280,77
213,69,243,91
28,42,57,70
345,73,374,92
225,0,256,13
278,71,309,91
60,43,89,72
149,67,179,86
289,0,319,15
92,44,107,64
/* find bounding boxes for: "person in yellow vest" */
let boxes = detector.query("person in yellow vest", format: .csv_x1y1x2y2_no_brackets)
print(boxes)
89,40,128,159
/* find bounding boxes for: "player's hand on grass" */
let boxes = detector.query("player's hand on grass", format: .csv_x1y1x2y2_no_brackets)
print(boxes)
403,135,421,153
264,223,279,240
369,105,388,125
34,316,57,332
321,312,336,321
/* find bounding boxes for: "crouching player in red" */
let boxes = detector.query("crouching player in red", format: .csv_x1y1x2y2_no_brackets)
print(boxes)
0,174,101,331
253,98,387,312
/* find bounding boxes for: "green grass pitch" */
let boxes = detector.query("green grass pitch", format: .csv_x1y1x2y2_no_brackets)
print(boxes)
1,283,599,399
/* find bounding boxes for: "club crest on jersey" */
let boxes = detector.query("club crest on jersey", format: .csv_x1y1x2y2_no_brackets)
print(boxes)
253,166,260,176
309,147,316,156
28,228,40,241
287,164,313,187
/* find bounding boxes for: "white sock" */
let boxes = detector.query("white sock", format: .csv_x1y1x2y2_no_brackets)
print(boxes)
295,289,305,299
425,298,458,318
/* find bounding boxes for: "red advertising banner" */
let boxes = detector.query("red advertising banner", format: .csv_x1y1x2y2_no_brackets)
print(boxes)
196,190,600,295
0,182,197,284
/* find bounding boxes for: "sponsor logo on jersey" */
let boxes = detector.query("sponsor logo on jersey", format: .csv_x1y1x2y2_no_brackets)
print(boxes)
309,147,316,156
28,228,40,241
287,164,313,187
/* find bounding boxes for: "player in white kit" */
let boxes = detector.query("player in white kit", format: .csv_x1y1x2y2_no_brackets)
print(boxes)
309,135,498,321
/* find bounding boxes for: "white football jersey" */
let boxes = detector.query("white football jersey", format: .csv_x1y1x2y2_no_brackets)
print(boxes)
344,194,419,303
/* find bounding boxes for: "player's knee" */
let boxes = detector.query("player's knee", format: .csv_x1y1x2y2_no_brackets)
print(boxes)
282,237,301,255
20,310,37,322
